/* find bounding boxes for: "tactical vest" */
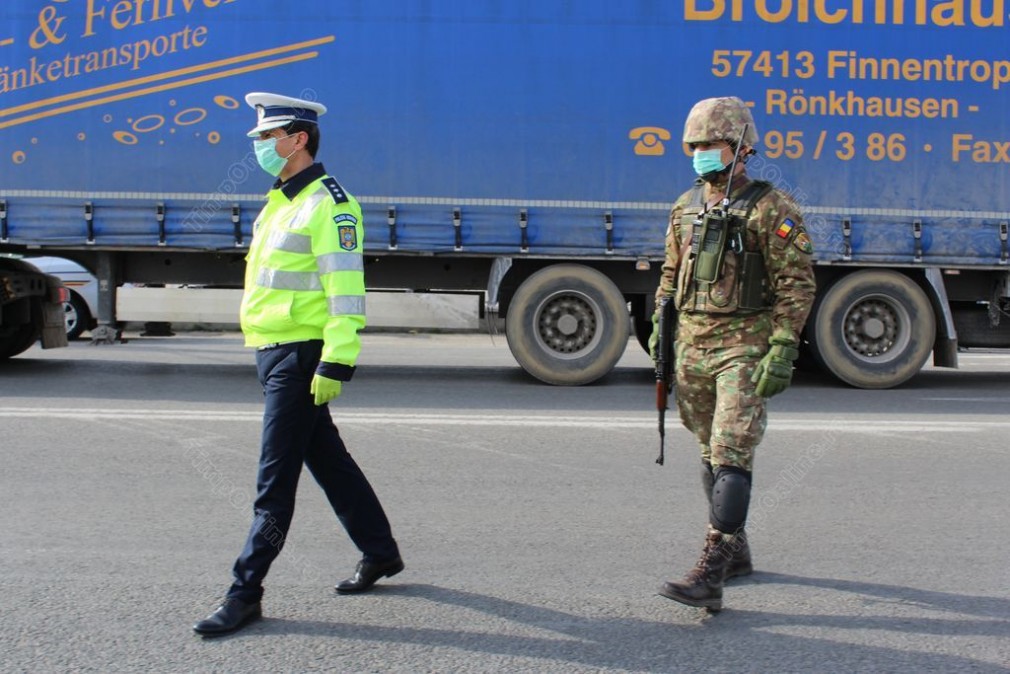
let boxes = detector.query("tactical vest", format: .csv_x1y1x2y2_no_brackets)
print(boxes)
675,179,773,314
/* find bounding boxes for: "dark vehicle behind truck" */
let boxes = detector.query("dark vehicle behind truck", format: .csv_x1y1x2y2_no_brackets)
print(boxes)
0,257,69,359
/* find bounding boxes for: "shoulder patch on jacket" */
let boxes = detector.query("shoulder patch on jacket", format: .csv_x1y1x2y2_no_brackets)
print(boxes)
793,230,814,254
321,177,349,204
338,225,358,251
775,218,797,239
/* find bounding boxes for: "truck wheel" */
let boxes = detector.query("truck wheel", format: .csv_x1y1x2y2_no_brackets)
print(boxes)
0,324,40,360
65,290,92,340
808,270,934,389
506,264,630,385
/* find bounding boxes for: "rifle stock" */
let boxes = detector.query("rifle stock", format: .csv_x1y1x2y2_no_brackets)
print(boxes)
654,296,675,465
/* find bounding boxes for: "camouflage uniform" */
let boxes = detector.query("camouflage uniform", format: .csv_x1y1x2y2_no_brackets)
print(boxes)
654,97,816,611
658,176,816,470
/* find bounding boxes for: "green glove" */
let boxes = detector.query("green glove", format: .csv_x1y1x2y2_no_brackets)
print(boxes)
310,374,342,406
648,311,660,361
751,334,800,398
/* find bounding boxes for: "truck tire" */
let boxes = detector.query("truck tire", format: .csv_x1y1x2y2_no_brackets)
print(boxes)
506,264,630,385
808,270,934,389
0,324,40,360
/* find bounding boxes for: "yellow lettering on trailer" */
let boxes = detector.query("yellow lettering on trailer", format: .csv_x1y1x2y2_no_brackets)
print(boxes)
685,0,1005,27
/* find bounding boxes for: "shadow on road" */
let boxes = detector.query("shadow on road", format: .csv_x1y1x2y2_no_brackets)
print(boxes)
204,582,1008,672
198,582,1010,670
754,570,1010,622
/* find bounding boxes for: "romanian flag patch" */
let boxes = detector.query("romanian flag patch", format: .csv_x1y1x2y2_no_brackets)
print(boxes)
775,218,796,239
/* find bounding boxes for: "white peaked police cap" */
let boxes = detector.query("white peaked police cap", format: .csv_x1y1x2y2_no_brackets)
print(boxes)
245,92,327,137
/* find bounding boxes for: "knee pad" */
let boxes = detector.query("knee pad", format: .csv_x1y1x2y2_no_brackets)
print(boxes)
709,465,751,534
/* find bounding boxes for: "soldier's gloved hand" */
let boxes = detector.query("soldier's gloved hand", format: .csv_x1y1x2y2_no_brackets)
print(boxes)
310,374,342,406
751,332,800,398
648,311,660,361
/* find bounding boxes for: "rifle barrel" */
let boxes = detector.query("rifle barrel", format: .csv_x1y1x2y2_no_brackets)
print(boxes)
654,296,672,467
656,402,666,465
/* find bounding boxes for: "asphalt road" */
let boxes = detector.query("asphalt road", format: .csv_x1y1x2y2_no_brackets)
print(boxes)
3,332,1009,673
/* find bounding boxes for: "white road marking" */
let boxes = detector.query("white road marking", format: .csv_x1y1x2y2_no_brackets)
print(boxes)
921,397,1010,403
0,407,1006,433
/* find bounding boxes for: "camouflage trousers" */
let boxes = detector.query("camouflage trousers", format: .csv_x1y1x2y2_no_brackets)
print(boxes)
674,342,767,472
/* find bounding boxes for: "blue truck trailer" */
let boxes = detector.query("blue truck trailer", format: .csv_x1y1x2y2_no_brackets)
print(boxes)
2,1,1009,386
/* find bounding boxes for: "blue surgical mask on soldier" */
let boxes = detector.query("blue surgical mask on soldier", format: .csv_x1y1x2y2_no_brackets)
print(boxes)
253,135,295,176
692,148,727,177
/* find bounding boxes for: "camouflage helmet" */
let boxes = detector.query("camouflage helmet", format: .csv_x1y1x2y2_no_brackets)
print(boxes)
683,97,759,147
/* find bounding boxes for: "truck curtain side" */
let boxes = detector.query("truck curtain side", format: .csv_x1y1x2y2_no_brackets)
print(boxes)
1,1,1008,386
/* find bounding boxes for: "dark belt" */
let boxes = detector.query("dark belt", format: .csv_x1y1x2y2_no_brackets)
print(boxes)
256,340,302,351
256,339,324,351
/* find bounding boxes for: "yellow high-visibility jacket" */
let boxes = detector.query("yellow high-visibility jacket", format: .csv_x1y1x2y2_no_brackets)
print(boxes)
240,163,365,380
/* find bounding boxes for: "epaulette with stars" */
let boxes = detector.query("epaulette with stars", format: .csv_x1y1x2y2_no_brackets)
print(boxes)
321,177,349,204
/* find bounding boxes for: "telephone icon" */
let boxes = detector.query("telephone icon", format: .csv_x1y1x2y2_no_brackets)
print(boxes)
629,126,671,156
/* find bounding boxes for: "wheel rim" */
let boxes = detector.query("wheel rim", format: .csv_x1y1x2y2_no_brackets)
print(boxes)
63,301,79,335
840,293,910,363
532,290,601,359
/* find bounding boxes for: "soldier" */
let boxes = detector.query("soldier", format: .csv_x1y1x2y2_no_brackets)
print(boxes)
194,93,403,636
650,97,816,611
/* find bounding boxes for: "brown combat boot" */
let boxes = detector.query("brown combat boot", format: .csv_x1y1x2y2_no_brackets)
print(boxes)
659,527,735,611
725,529,753,580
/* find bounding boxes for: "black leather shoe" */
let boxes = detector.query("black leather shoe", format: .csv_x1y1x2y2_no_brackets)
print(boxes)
335,557,404,594
193,598,262,636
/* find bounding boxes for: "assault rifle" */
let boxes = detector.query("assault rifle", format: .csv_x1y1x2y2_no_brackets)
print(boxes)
654,295,675,465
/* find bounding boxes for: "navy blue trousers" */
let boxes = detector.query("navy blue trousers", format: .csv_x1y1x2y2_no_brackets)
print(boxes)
228,340,399,602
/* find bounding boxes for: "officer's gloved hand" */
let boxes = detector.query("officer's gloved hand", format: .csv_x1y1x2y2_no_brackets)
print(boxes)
310,374,342,406
751,331,800,398
648,311,661,361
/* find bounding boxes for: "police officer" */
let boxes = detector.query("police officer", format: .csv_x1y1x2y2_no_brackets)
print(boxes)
194,93,403,636
650,97,816,611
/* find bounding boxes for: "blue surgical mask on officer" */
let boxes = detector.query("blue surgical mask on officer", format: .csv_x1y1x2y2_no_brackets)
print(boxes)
692,148,727,177
254,134,296,177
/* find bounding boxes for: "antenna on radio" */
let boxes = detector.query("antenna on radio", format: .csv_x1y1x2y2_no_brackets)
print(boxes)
718,122,749,213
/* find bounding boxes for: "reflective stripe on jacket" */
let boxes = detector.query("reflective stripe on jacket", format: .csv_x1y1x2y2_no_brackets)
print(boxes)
240,165,365,370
